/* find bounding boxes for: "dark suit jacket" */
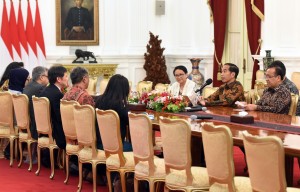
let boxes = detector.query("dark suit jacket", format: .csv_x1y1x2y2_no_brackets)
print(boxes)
40,84,66,149
23,81,46,140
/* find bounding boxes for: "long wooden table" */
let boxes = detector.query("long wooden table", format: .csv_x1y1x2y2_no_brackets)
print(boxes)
149,107,300,187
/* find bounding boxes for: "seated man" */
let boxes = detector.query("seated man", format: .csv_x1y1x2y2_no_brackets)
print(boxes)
62,66,95,106
244,62,291,114
23,66,49,140
40,66,69,149
198,63,245,107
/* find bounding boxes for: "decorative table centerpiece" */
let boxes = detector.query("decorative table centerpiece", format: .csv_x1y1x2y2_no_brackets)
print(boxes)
129,90,187,113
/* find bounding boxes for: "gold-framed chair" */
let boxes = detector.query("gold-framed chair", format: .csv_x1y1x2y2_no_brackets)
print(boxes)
202,122,252,191
73,104,106,192
32,96,63,179
242,131,300,192
254,81,267,102
12,94,37,171
128,113,165,192
202,87,218,98
244,89,256,104
291,72,300,91
60,100,80,184
137,81,153,96
289,93,299,116
0,91,18,166
154,83,169,93
86,76,98,95
99,77,110,95
159,117,209,192
96,109,135,192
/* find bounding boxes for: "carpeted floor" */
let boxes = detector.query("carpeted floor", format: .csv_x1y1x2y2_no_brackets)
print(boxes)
0,146,299,191
0,158,109,192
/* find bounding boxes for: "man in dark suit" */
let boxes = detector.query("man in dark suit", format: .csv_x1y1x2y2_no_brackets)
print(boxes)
23,66,49,140
40,66,69,149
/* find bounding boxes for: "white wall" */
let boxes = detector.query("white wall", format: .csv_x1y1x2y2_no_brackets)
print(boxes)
2,0,300,86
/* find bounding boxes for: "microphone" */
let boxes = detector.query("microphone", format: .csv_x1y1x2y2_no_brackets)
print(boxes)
186,106,207,112
190,114,213,120
195,78,213,93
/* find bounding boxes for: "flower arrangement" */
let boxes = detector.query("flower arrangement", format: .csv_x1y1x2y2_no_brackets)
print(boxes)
136,90,187,113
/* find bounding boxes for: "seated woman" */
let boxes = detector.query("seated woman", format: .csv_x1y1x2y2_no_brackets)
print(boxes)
168,65,196,97
8,68,30,94
0,62,24,91
95,74,132,152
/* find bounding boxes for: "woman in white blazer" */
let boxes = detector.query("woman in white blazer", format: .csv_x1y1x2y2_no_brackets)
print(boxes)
169,65,196,97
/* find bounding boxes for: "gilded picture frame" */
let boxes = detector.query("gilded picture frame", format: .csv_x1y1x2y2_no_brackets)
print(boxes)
56,0,99,46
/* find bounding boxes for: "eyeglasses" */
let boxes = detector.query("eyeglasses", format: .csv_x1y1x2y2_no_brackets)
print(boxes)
264,74,278,79
174,74,185,78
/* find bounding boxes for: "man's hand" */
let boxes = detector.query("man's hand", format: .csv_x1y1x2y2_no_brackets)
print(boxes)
244,104,258,111
198,96,206,106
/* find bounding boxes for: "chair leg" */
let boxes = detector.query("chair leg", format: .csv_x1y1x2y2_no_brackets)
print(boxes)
64,154,69,184
17,141,23,168
149,179,155,192
120,170,127,192
9,137,15,167
49,147,55,179
134,178,139,192
57,149,64,169
35,146,41,176
27,141,33,172
78,162,83,192
106,169,113,192
92,163,97,192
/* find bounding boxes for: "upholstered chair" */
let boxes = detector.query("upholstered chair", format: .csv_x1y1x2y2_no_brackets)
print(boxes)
289,93,299,116
291,72,300,91
136,81,153,95
60,100,80,184
242,131,300,192
96,109,135,192
99,77,110,95
202,122,252,192
202,87,218,99
128,113,165,192
154,83,169,93
86,76,98,95
73,104,106,192
12,94,37,171
254,81,267,102
159,117,210,192
32,96,63,179
0,91,18,167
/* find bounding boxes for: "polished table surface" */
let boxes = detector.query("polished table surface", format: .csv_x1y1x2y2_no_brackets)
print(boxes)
148,106,300,186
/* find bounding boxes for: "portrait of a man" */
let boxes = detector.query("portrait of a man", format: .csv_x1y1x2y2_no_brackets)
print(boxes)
56,0,99,45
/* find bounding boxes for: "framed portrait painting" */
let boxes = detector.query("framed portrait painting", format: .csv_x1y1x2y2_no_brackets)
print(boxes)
56,0,99,46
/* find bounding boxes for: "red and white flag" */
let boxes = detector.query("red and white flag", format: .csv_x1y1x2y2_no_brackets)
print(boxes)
1,0,13,59
18,0,29,69
0,0,13,76
26,0,38,71
34,0,46,66
9,0,21,60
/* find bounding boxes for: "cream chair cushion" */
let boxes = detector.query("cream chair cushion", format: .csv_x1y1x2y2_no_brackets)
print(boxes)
210,177,252,192
165,167,209,188
106,152,135,169
135,157,165,178
78,147,106,161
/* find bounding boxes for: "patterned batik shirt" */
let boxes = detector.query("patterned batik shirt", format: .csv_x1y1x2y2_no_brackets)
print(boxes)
205,80,245,107
62,85,95,107
282,78,300,116
256,83,291,114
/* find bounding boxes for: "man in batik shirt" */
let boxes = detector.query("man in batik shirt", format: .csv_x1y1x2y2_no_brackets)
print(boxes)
245,62,291,114
271,60,299,115
198,63,245,107
63,66,95,107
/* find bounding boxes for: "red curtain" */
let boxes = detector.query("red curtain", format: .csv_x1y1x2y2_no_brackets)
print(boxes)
209,0,228,87
245,0,264,88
